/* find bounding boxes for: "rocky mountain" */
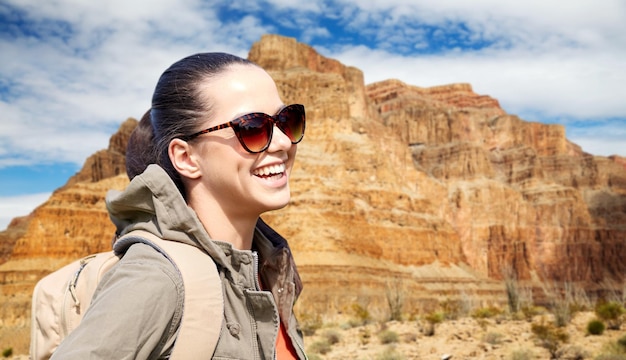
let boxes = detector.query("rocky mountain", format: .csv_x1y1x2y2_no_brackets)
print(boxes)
1,34,624,352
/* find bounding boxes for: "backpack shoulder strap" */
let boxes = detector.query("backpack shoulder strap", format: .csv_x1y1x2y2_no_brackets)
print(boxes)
118,230,223,360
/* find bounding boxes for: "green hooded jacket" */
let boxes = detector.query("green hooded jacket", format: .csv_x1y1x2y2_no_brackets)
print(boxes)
51,164,306,359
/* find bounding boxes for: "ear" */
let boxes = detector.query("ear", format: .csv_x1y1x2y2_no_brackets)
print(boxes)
169,138,201,180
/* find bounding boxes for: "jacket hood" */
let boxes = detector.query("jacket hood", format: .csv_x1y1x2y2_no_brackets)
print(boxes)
106,164,303,299
106,164,230,269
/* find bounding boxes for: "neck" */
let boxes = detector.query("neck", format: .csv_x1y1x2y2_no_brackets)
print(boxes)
186,194,258,251
208,217,257,250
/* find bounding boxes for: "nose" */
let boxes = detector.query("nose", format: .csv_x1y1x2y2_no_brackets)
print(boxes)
267,124,292,152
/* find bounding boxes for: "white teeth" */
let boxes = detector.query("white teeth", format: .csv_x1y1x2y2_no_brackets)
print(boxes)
254,163,285,176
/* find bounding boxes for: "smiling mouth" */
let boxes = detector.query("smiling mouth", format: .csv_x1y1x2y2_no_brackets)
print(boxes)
253,163,286,178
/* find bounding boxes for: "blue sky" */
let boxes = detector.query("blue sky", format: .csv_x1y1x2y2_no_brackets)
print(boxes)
1,0,625,230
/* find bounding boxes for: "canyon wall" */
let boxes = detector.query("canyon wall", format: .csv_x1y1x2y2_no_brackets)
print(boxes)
1,34,625,352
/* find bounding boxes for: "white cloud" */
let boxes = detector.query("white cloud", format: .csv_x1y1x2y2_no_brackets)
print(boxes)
0,0,264,168
567,121,626,157
570,136,625,158
295,0,625,131
301,27,331,44
321,17,626,120
266,0,325,12
1,0,625,174
0,192,51,231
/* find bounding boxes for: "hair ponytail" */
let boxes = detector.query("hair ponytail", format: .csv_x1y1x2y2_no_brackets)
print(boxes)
125,109,156,180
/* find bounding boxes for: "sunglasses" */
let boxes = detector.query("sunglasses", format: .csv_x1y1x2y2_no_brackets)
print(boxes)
182,104,306,153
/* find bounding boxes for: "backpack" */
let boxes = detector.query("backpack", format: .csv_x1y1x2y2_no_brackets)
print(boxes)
29,230,223,360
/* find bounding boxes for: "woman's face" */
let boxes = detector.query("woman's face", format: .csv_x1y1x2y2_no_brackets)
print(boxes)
189,64,297,218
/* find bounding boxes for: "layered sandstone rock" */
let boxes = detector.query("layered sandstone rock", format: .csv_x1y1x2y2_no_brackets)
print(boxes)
6,119,136,262
366,77,626,285
1,34,625,354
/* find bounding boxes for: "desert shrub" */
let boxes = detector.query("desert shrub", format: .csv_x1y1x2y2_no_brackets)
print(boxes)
406,310,418,322
376,346,406,360
472,305,502,319
378,329,400,344
596,301,625,330
510,310,527,321
552,301,573,328
541,281,581,327
349,303,371,327
570,300,590,314
2,348,12,358
321,329,341,345
385,279,405,321
509,348,534,360
299,312,323,336
425,311,444,324
440,298,463,320
458,290,480,317
598,337,626,358
587,319,606,335
531,322,569,359
596,301,625,320
503,265,521,314
482,331,505,345
308,339,331,355
520,304,545,321
570,283,593,313
421,311,444,336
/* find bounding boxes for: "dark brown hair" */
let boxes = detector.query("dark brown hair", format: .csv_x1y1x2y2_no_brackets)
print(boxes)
125,53,254,193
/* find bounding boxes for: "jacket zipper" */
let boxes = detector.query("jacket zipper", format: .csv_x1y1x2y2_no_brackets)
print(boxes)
250,251,266,360
252,251,280,360
252,252,306,360
252,251,261,291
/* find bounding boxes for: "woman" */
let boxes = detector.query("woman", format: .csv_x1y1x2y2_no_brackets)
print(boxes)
52,53,307,359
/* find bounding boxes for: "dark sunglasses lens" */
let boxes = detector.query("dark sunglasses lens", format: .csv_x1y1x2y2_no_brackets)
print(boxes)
237,115,272,152
278,105,305,143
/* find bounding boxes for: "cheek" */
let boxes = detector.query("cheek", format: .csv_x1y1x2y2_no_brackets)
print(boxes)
198,144,239,177
286,147,298,170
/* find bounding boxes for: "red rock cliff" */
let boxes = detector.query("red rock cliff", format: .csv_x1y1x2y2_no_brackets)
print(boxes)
1,34,625,353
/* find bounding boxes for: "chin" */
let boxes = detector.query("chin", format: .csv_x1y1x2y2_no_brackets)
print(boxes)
268,199,291,211
263,195,291,212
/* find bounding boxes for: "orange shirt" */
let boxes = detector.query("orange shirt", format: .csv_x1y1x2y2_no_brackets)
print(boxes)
259,274,298,359
276,321,298,359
